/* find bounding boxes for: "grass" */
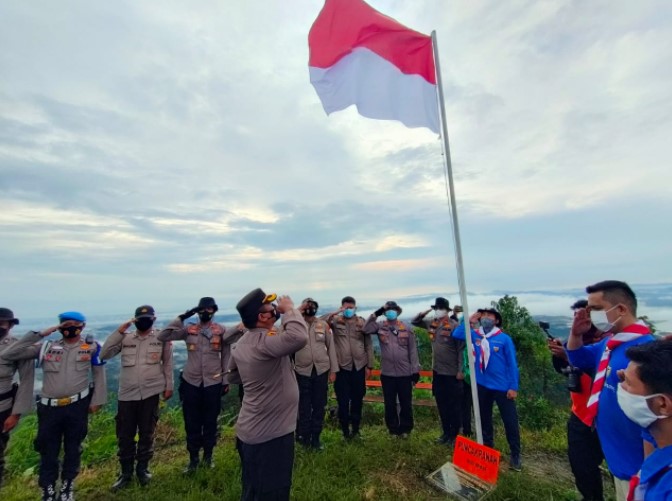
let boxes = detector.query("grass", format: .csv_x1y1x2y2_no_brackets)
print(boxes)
1,401,616,500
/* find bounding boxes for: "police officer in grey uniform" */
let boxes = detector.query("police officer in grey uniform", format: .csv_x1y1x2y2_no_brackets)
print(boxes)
3,311,107,501
0,308,34,488
364,301,420,438
229,290,308,501
294,298,338,450
101,305,174,490
324,296,373,439
412,297,465,445
158,297,229,472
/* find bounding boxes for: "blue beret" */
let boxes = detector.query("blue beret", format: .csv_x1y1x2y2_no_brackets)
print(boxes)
58,311,86,323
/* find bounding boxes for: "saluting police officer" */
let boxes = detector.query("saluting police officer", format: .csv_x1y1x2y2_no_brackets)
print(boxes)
0,308,34,489
158,297,229,473
101,305,173,490
412,297,465,445
294,298,338,450
324,296,373,440
364,301,420,438
229,290,308,501
3,311,107,501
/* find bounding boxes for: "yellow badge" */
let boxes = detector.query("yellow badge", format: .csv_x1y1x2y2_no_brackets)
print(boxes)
80,344,90,350
493,347,500,353
267,330,277,337
187,344,197,351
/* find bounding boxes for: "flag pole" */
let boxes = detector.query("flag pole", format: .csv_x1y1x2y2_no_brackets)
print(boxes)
431,30,483,445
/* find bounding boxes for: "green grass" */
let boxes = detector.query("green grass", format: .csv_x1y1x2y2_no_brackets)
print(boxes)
1,402,615,500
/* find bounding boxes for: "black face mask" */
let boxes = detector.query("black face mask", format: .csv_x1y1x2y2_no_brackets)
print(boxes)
305,308,317,317
199,311,214,323
134,318,154,332
0,327,8,337
60,326,82,338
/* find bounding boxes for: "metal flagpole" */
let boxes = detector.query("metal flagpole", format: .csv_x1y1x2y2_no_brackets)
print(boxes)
431,30,483,445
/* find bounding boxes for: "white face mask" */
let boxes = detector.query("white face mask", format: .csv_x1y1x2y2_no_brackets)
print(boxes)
617,384,666,428
435,309,448,319
590,305,619,332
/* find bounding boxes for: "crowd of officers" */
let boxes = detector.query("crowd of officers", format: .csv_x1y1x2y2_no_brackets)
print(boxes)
3,280,668,501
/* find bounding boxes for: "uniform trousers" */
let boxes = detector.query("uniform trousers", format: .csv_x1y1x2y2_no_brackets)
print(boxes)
180,379,221,457
296,368,328,444
432,372,463,439
34,397,90,487
380,375,414,435
116,394,160,464
0,407,10,485
333,367,366,434
567,412,604,501
461,380,473,436
236,432,294,501
477,384,520,457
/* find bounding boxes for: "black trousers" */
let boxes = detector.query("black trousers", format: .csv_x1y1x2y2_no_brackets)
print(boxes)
0,408,10,484
380,375,414,435
461,380,473,436
34,397,90,487
180,379,221,456
433,373,463,439
116,394,160,464
568,412,604,501
236,432,294,501
296,369,328,443
477,384,520,457
333,367,366,433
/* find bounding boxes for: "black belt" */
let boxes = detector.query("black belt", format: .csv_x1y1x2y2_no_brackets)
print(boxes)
0,383,18,402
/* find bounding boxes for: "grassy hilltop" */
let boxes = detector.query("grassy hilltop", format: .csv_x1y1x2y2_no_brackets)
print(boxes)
1,296,617,500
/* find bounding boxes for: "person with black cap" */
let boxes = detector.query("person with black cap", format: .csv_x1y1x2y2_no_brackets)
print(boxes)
412,297,465,445
0,308,34,488
101,305,174,490
365,301,421,438
453,307,522,471
228,289,308,501
3,311,107,501
323,295,373,439
158,297,229,473
293,298,338,450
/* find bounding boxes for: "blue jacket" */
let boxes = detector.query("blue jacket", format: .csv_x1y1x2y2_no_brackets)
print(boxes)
639,444,672,500
567,334,655,480
453,322,519,392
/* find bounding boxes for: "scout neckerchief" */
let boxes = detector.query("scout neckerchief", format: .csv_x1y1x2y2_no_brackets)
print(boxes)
476,326,501,372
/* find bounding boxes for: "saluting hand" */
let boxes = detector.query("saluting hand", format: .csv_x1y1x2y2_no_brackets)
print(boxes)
570,308,592,338
276,295,294,314
41,325,61,337
118,318,135,334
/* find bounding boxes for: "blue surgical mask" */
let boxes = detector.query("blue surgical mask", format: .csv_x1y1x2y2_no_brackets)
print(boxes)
385,310,398,321
343,308,355,319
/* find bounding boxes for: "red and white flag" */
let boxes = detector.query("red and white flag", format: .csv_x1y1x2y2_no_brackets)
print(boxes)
308,0,440,133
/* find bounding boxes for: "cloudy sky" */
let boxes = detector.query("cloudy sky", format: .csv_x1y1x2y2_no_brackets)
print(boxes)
1,1,671,326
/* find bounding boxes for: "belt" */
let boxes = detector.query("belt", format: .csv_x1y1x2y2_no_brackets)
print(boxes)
0,383,18,403
40,387,90,407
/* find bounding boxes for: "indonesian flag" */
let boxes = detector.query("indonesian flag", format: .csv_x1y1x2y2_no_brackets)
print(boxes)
308,0,440,133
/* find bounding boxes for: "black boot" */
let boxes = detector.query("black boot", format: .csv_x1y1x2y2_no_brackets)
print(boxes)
111,461,134,491
201,450,215,469
41,484,57,501
59,479,75,501
311,433,324,451
183,453,199,474
136,461,152,486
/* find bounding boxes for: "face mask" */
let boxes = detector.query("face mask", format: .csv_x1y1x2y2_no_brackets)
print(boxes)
435,309,448,319
590,305,619,332
480,318,496,332
305,308,317,317
0,327,8,337
617,384,666,428
385,310,398,321
457,314,464,322
134,318,154,332
343,308,355,319
199,311,214,323
60,325,82,338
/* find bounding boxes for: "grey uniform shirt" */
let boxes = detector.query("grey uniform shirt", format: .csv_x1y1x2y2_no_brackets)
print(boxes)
327,315,373,371
2,331,107,407
0,333,35,415
101,329,174,401
228,309,308,445
294,317,339,377
158,319,230,387
412,315,464,376
364,316,421,377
